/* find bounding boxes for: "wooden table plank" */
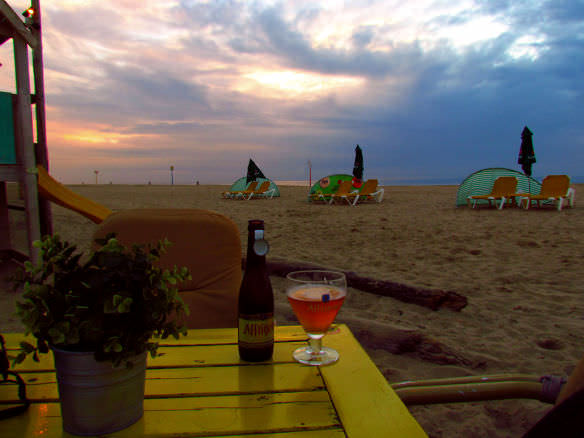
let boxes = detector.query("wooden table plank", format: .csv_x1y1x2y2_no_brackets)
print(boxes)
7,341,308,373
2,325,308,350
1,363,325,402
3,326,308,372
0,392,344,437
321,325,427,437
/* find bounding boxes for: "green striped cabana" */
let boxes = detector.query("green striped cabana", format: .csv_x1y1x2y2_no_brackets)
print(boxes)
456,168,541,207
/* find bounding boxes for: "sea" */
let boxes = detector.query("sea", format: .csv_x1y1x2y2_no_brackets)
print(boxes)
277,175,584,187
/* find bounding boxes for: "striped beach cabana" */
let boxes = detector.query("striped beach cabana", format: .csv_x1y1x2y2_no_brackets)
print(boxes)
456,168,541,207
227,177,280,197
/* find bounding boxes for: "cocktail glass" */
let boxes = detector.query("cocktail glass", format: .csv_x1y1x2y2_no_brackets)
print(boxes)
286,270,347,365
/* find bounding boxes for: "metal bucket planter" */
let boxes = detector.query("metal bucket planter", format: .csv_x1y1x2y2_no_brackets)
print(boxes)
52,347,147,436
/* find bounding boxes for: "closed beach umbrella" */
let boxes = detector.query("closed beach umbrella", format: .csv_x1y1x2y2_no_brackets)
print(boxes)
518,126,536,177
353,145,364,181
246,158,266,184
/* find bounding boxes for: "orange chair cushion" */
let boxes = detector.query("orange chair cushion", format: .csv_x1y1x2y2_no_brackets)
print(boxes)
92,209,242,329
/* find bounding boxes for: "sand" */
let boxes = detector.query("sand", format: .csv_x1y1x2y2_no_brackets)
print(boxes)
2,182,583,437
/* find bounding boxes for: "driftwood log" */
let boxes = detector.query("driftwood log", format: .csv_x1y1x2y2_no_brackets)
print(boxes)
243,257,467,311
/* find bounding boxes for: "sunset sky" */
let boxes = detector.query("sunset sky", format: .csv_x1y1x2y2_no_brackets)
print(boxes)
1,0,582,184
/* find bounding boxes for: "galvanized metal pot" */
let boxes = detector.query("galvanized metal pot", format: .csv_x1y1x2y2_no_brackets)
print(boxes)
51,347,147,436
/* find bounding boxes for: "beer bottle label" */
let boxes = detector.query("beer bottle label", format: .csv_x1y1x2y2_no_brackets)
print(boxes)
238,313,274,348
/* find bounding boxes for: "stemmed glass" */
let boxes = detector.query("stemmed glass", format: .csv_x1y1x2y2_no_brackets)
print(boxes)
286,270,347,366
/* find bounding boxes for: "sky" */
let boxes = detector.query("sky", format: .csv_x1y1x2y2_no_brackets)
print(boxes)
1,0,583,185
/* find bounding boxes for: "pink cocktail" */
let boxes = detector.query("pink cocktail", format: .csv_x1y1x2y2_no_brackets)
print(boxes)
287,285,346,334
286,271,347,366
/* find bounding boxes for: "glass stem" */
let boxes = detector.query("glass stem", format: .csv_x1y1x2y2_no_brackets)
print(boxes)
307,334,324,355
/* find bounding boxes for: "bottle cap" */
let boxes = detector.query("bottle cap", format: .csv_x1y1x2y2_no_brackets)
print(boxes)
248,219,264,231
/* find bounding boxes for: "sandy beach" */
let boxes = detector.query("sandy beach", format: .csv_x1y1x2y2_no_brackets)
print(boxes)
2,182,583,437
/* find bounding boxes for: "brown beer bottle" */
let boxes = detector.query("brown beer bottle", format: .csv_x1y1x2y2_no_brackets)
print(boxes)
238,219,274,361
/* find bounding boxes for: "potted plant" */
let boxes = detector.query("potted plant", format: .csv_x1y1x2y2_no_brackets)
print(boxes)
12,233,191,436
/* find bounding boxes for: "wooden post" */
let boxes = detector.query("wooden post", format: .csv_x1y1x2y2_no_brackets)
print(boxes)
30,0,52,236
13,36,41,263
0,182,10,251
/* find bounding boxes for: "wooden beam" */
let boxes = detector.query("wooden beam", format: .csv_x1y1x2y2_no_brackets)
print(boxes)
31,0,52,236
0,181,10,251
0,0,38,49
1,17,13,44
13,36,40,263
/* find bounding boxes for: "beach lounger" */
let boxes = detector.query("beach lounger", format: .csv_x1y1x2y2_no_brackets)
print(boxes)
247,180,275,200
518,175,575,211
353,179,384,205
308,190,331,203
329,180,357,206
93,209,241,329
466,176,518,210
222,181,258,199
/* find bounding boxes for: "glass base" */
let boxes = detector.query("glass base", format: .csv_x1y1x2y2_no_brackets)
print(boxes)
293,346,339,366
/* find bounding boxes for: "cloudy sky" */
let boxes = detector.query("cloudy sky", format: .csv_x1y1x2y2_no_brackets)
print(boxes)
1,0,582,184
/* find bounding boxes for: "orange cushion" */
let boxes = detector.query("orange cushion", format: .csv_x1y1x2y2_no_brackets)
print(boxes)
92,209,242,329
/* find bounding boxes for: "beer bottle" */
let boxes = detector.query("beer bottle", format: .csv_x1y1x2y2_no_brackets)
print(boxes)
238,219,274,361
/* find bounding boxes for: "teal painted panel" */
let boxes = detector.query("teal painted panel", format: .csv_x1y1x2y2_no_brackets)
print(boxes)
0,92,16,164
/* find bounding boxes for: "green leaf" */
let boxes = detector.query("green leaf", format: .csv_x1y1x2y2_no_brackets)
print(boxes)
104,299,116,314
19,341,36,353
37,340,49,354
48,328,65,345
13,352,27,366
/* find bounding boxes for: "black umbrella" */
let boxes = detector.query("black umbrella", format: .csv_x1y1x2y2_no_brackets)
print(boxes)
353,145,364,181
518,126,536,177
246,158,266,184
518,126,536,194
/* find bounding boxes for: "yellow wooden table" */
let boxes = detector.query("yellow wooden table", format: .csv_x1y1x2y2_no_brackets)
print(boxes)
0,324,427,437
